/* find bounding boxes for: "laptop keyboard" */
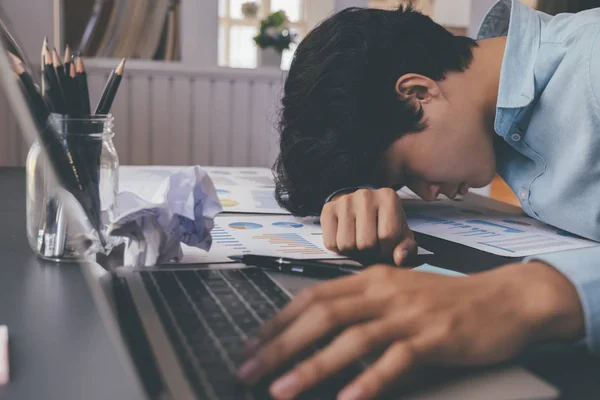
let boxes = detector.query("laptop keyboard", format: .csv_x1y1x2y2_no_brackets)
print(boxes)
139,268,362,400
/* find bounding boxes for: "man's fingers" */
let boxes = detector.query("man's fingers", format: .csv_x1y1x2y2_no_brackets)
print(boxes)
355,198,378,252
393,236,418,266
249,274,367,350
238,296,382,385
320,205,339,252
337,209,357,253
377,203,402,258
268,319,398,399
338,341,420,400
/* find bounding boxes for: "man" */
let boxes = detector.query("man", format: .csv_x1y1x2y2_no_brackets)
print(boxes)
236,1,600,399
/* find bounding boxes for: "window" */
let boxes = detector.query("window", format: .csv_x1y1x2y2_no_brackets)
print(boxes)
219,0,306,69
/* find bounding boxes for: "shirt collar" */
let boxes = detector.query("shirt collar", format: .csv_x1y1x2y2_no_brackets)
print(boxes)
477,0,541,111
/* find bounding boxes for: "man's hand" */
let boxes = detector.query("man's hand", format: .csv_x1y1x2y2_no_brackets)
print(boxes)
237,262,584,400
320,188,416,265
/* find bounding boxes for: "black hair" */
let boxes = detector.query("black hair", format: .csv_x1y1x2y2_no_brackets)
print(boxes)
274,5,477,216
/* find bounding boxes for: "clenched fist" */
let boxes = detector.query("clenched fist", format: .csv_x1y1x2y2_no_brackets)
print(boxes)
320,188,417,265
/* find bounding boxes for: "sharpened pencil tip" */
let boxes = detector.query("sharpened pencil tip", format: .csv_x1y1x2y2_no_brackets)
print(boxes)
116,58,126,75
52,48,62,67
75,56,85,73
7,52,21,65
64,45,71,64
69,62,76,78
7,52,24,74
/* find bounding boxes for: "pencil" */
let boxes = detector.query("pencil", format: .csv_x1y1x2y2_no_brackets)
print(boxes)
52,48,65,80
75,56,91,115
8,53,47,125
68,62,81,116
9,53,107,247
44,46,67,114
11,53,107,251
95,58,126,115
63,44,72,76
53,48,79,117
8,52,83,192
74,58,104,243
52,48,74,114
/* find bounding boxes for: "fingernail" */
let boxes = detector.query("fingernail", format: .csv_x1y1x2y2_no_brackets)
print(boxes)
338,385,365,400
237,358,260,382
270,373,300,397
244,337,261,353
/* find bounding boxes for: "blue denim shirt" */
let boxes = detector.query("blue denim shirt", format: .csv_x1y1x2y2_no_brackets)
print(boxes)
479,0,600,354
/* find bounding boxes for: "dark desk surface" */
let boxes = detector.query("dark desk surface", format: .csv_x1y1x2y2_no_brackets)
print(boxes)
0,167,598,399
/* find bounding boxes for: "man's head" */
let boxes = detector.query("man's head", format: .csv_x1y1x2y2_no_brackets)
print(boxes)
274,5,498,216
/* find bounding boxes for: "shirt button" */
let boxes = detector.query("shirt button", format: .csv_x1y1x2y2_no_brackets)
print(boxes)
511,133,521,142
519,189,528,200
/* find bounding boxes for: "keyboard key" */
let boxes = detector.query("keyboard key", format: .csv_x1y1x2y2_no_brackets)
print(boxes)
139,268,331,399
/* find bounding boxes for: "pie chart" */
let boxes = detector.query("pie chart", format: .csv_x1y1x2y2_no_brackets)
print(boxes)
220,199,239,208
272,221,304,228
229,222,263,230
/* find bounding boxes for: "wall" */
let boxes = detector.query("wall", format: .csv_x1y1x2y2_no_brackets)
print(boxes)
181,0,218,67
434,0,471,27
0,0,54,61
0,60,285,168
468,0,498,37
306,0,334,30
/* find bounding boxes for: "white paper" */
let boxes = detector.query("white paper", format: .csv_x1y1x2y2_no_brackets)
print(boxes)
180,214,433,264
405,202,599,257
203,166,276,187
215,185,289,214
111,166,223,266
183,215,340,262
398,187,422,200
119,166,290,214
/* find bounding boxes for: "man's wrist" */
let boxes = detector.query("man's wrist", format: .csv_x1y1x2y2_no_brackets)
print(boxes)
522,261,585,343
495,262,585,344
324,185,376,203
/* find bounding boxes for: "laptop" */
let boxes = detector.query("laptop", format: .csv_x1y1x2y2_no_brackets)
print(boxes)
0,12,560,400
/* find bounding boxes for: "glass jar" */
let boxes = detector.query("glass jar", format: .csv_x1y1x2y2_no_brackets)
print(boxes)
26,114,120,261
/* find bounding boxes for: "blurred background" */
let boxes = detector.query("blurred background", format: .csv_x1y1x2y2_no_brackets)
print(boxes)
1,0,598,204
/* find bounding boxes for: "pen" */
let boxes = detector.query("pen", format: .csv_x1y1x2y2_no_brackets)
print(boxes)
229,254,361,279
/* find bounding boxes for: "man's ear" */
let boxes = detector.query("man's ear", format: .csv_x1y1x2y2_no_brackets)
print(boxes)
394,74,440,104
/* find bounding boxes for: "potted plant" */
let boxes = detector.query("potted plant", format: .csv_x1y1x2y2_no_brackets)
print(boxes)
241,1,259,19
253,10,296,68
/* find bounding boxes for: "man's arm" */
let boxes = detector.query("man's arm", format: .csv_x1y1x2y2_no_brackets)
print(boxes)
525,247,600,354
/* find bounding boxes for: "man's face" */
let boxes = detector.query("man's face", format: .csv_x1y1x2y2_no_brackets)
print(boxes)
382,88,497,201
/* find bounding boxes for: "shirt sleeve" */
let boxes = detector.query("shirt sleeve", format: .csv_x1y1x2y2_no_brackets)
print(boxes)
324,185,376,203
525,247,600,355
